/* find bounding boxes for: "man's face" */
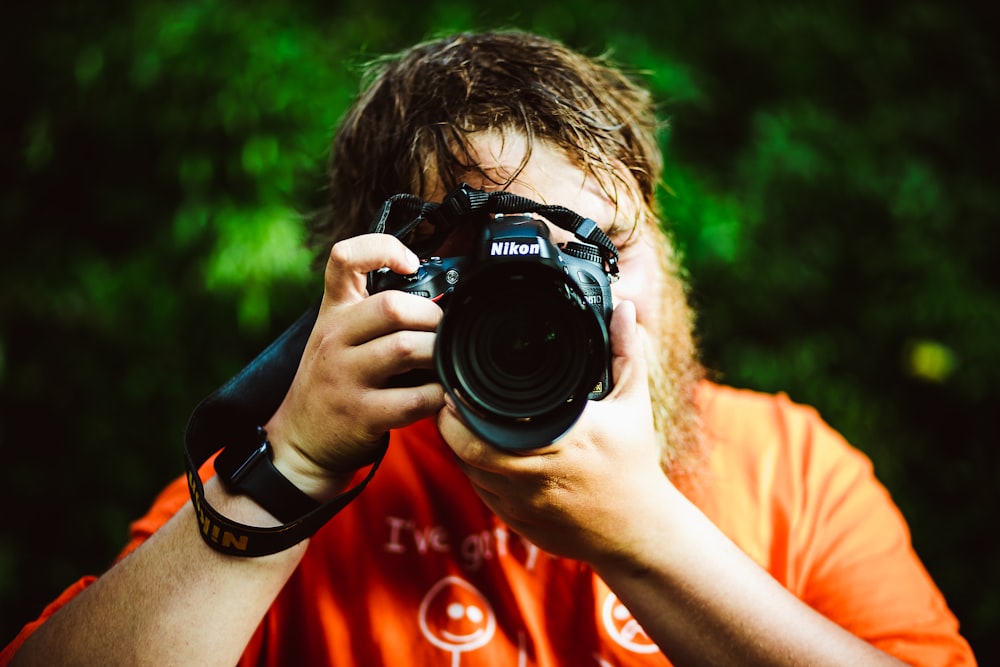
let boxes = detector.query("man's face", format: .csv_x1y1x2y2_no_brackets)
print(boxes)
426,131,668,345
425,131,703,473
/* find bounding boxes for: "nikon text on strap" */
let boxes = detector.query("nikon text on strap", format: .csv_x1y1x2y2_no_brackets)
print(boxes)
182,302,386,557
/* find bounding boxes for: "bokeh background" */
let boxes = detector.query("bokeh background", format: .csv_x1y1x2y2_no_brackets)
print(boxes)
2,0,996,661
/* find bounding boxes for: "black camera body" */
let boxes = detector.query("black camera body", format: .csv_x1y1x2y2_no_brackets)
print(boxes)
369,205,616,450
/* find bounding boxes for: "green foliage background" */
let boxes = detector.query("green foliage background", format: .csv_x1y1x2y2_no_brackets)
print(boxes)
2,0,996,661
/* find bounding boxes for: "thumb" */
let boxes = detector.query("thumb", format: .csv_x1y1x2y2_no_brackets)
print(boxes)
609,300,648,398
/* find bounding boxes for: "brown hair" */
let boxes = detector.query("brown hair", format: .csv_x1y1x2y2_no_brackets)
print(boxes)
307,30,664,263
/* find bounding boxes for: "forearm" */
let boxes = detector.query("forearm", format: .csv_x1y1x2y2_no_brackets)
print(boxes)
11,478,307,667
591,484,907,667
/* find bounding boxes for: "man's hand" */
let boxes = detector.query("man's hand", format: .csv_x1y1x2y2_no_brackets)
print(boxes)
437,299,673,565
265,234,446,501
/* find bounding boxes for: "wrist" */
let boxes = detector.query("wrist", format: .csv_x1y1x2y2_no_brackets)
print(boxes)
192,428,389,557
585,478,689,575
263,416,362,502
214,427,322,523
269,439,356,503
203,475,288,528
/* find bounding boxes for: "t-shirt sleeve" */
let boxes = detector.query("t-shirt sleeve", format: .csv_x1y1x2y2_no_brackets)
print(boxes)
775,393,976,666
0,469,197,665
697,383,975,666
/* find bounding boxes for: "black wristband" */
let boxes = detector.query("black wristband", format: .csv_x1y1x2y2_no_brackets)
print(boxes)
214,427,320,523
180,301,387,557
185,431,388,557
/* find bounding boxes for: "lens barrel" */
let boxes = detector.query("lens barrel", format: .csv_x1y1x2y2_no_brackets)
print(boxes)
436,261,608,449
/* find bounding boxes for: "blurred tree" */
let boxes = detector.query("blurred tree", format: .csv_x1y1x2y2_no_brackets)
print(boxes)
2,0,996,662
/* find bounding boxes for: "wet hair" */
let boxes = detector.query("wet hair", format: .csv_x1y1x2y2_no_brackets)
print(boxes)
307,30,664,264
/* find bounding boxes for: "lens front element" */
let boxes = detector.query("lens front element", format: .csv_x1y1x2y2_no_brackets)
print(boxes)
436,262,607,449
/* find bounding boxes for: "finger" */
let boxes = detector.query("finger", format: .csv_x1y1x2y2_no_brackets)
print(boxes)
366,383,446,433
437,398,498,468
348,329,437,384
437,398,548,475
609,300,648,397
610,299,638,358
336,290,443,347
323,234,420,305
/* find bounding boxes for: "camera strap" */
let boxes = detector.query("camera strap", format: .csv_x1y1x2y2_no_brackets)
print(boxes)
370,183,620,278
182,301,388,557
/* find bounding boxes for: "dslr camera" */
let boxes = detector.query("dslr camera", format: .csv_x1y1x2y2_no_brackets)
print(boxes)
368,185,618,450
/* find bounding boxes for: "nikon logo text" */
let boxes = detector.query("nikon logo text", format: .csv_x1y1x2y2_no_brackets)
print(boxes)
490,240,541,256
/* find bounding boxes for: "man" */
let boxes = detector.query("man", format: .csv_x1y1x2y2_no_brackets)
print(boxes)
3,31,975,666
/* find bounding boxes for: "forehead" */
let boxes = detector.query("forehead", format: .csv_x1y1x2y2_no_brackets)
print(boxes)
424,131,638,229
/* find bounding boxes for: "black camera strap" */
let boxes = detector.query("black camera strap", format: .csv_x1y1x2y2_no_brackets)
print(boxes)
182,302,388,557
370,183,620,278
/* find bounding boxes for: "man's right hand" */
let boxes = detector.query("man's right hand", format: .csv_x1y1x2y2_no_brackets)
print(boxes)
263,234,446,502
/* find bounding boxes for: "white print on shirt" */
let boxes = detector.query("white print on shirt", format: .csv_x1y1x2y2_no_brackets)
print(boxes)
416,576,534,666
385,516,541,571
419,576,497,667
602,592,658,654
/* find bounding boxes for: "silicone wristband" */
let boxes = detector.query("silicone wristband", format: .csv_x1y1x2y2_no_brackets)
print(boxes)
185,432,388,557
214,427,320,523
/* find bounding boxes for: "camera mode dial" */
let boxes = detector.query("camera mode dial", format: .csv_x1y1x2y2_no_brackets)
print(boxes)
368,255,467,302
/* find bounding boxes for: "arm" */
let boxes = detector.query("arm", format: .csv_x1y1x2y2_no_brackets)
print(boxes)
438,300,909,667
10,235,445,666
588,476,909,667
11,481,308,666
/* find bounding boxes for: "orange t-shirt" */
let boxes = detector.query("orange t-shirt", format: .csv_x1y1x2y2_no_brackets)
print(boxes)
2,382,976,665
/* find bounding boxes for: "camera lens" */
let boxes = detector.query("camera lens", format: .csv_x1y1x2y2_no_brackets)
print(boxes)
485,318,558,386
436,262,606,446
457,291,585,419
